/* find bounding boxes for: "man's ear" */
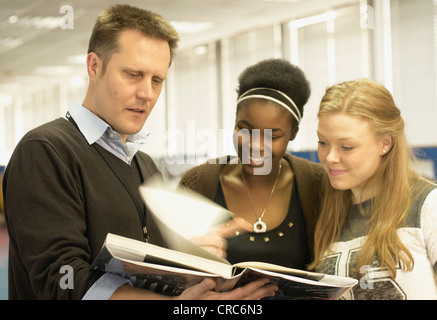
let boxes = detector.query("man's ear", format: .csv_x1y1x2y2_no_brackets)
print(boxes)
86,52,101,81
289,126,299,141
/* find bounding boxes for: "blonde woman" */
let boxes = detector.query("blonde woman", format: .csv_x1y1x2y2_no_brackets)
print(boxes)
310,78,437,299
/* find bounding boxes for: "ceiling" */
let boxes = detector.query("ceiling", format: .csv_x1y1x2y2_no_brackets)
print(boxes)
0,0,356,97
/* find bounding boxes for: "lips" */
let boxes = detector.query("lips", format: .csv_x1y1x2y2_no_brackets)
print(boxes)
250,156,264,165
127,108,147,118
329,168,347,176
127,108,145,113
240,152,266,167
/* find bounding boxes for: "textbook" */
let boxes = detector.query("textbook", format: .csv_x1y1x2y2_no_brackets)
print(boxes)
92,233,358,299
92,180,358,299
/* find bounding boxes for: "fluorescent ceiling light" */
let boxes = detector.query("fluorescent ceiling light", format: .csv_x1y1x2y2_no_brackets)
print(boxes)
67,54,87,65
171,21,213,34
69,76,86,89
0,37,23,49
8,15,18,24
8,15,62,29
195,45,208,55
35,65,73,75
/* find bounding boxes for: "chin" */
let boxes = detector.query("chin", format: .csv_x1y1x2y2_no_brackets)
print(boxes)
328,178,350,191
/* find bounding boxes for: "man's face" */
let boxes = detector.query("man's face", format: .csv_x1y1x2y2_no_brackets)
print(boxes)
86,29,171,142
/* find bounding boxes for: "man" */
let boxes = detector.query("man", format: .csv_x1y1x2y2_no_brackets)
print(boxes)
3,4,277,300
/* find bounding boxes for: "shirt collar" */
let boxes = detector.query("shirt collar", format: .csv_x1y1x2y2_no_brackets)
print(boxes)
67,102,150,146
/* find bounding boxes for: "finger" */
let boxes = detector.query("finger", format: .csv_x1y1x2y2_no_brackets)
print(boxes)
242,282,278,300
189,236,228,258
178,278,217,300
190,235,227,250
219,278,278,300
212,217,253,239
198,244,227,259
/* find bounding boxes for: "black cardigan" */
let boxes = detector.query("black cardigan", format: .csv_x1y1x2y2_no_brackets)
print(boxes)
3,118,163,299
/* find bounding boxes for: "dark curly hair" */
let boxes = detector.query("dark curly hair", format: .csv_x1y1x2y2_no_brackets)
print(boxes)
236,59,311,126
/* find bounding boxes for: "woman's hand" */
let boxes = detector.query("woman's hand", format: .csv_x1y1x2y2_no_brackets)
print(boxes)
190,217,252,258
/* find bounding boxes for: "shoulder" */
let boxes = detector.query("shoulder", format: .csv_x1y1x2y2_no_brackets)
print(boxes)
17,118,87,154
413,178,437,212
21,118,76,142
420,186,437,273
10,118,85,160
406,179,437,227
284,153,322,169
134,151,161,180
135,150,157,166
420,185,437,221
180,157,226,184
284,153,325,179
179,156,228,199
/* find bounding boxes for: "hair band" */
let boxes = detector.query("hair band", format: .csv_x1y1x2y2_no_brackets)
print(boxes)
237,87,301,124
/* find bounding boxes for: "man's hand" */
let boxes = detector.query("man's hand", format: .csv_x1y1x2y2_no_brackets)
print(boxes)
178,278,278,300
111,278,278,300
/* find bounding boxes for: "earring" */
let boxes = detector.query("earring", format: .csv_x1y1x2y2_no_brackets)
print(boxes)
382,150,386,154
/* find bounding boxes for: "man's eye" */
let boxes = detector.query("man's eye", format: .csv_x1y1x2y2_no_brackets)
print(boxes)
341,146,354,151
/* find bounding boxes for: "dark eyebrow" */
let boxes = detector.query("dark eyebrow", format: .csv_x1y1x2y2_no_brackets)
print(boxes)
236,120,253,128
236,120,283,132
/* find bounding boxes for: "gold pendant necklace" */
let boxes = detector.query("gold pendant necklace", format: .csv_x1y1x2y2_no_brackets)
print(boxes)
241,162,282,233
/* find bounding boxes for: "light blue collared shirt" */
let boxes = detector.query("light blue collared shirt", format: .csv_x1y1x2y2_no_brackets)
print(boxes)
67,102,150,299
67,102,150,165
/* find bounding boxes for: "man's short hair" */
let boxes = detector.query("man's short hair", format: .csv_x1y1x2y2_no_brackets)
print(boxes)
88,4,180,72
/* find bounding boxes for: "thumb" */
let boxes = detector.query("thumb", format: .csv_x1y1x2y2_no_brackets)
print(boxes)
196,278,217,292
178,278,217,300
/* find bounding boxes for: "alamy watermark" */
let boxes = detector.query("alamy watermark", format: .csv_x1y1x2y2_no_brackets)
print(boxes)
165,125,273,175
59,5,74,30
59,265,74,290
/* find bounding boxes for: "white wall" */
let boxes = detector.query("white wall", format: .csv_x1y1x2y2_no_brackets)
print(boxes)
1,0,437,169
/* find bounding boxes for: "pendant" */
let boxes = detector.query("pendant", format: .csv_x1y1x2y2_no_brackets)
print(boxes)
253,218,267,233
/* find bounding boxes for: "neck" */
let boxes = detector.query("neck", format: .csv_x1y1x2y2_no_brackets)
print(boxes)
351,186,375,204
81,97,128,145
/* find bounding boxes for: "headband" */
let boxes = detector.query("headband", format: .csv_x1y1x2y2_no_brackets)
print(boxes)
237,87,302,124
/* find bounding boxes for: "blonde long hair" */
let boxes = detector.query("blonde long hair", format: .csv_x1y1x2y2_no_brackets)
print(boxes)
309,78,423,278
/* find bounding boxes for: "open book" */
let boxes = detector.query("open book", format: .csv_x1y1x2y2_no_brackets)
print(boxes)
92,233,357,299
92,179,358,299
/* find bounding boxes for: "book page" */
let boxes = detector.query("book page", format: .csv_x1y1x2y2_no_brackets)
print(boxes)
140,178,232,250
233,261,325,281
104,233,233,277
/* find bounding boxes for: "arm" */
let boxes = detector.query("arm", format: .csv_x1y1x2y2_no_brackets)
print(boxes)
4,138,97,299
421,187,437,274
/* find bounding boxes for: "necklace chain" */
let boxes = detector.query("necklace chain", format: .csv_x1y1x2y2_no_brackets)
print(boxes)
241,162,282,233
